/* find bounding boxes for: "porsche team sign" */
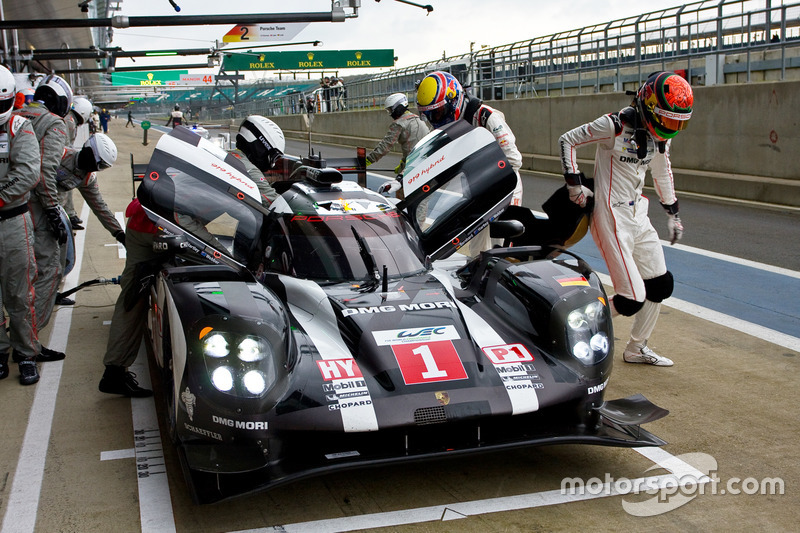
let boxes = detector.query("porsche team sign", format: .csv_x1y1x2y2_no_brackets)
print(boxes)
222,49,395,71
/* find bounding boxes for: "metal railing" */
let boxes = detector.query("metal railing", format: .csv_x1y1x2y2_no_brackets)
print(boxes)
141,0,800,121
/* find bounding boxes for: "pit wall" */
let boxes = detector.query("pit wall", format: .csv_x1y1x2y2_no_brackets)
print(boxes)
269,80,800,207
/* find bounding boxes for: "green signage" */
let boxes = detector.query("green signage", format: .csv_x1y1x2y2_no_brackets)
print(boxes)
140,120,151,130
222,49,395,71
112,70,189,86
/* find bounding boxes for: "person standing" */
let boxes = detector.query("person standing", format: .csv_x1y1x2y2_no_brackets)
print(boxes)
227,115,284,207
0,66,43,385
98,198,156,397
367,93,430,196
166,104,183,128
13,74,73,363
90,110,99,134
416,71,524,255
558,71,693,367
126,109,135,128
55,133,124,243
60,96,93,233
416,71,523,206
99,108,110,134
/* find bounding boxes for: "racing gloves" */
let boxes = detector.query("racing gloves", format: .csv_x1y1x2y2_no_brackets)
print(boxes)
378,177,402,195
564,172,593,208
44,207,68,245
662,201,683,245
114,230,126,246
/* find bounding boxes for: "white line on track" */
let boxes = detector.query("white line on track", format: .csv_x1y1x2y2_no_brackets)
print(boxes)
595,272,800,352
0,204,90,533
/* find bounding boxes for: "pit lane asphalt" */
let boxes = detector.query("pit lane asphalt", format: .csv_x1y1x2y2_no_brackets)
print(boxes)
0,122,797,533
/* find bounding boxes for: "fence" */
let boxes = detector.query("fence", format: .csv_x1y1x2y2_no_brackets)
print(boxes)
143,0,800,122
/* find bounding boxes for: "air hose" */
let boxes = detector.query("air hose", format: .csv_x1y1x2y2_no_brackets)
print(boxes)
57,276,121,299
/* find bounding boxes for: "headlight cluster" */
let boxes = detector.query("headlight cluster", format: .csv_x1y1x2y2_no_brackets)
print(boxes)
566,300,610,365
201,331,276,397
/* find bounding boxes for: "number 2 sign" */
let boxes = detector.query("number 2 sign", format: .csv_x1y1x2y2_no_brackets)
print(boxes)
392,341,467,385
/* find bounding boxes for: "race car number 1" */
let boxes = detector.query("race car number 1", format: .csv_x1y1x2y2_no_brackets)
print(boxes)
392,341,467,385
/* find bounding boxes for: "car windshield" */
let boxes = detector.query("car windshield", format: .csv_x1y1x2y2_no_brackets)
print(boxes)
270,211,427,282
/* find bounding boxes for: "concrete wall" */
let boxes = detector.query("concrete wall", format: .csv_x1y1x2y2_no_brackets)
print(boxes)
270,80,800,207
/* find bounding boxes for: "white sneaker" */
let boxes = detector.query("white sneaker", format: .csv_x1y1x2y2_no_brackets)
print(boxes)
623,343,674,366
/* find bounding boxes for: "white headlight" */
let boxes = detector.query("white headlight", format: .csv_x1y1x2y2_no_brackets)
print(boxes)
211,366,234,391
585,301,603,322
243,370,267,395
590,333,609,355
572,341,592,362
203,333,229,358
567,310,588,330
238,336,266,362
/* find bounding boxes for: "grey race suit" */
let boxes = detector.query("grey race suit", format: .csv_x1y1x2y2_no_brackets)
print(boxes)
56,148,123,237
14,103,69,344
559,110,678,346
58,111,80,219
366,110,430,173
0,115,41,359
103,200,157,368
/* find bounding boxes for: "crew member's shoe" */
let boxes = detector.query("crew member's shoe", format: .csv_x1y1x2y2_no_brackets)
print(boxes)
0,352,9,380
55,293,76,306
99,365,153,397
69,216,84,230
18,360,40,385
22,346,66,362
623,342,674,366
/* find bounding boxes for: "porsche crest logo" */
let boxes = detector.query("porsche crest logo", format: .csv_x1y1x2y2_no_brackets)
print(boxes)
435,391,450,406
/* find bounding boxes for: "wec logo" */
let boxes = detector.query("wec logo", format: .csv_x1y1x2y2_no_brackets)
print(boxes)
397,327,448,338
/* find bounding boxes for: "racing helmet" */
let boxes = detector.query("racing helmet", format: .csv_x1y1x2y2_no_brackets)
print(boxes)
174,104,180,111
236,115,286,172
71,96,92,125
0,66,16,125
34,74,73,117
13,87,34,110
78,133,118,171
636,71,693,141
384,93,408,119
416,71,464,128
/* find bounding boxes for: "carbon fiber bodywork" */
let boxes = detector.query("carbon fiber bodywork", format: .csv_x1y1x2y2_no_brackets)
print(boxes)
139,125,668,503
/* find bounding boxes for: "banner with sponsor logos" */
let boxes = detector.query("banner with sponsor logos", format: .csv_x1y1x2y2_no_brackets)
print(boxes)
111,70,188,86
222,23,309,42
222,49,394,71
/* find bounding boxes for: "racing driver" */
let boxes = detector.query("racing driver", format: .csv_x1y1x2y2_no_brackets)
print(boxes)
558,71,694,367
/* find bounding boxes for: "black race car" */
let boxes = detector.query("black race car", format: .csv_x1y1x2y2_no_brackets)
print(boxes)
137,123,668,504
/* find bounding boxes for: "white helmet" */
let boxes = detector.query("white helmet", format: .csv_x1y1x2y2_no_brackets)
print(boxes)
236,115,285,172
0,66,16,126
71,96,92,125
84,133,118,170
34,74,73,117
384,93,408,118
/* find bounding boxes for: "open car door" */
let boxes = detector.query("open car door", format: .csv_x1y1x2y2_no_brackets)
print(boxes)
136,127,267,269
398,120,517,261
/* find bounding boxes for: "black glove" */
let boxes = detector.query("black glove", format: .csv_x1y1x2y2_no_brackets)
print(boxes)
114,230,126,246
44,207,68,245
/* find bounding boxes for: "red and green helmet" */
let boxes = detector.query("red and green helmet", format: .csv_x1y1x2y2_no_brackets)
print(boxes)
636,72,694,141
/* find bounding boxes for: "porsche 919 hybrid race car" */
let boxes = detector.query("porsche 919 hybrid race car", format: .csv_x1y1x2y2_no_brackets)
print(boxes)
137,122,668,503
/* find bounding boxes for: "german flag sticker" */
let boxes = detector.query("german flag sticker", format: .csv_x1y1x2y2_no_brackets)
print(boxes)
556,276,590,287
